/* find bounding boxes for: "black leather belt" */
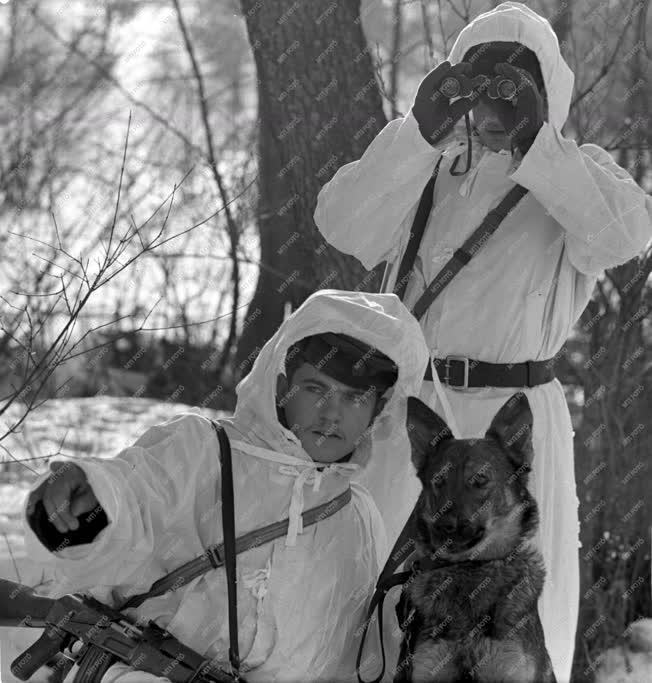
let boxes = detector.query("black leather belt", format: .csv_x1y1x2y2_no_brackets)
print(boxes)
424,355,555,388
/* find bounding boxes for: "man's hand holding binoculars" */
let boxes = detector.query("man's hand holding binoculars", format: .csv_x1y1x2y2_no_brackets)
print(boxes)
411,61,478,147
411,60,544,154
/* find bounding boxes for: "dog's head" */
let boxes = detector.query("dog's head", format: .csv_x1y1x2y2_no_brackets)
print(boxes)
405,392,539,561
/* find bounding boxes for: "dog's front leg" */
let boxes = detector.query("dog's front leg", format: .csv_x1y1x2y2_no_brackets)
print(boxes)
472,637,538,682
410,637,461,683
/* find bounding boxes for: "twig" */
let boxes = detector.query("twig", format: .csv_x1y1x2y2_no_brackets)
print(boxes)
1,532,21,583
172,0,242,380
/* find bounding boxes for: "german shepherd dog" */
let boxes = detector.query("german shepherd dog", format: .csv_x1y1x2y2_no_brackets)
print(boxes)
396,392,556,683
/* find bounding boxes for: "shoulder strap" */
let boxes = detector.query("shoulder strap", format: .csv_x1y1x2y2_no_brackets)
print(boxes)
215,421,241,679
392,157,443,300
390,154,529,320
410,183,528,321
118,419,352,601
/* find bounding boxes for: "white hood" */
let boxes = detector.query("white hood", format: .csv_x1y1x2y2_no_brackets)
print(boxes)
234,289,429,462
448,1,575,130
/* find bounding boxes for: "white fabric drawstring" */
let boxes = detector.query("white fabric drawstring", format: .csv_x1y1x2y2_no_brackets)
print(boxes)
242,558,271,602
278,465,314,542
240,558,274,668
230,440,359,547
429,356,461,438
277,463,358,546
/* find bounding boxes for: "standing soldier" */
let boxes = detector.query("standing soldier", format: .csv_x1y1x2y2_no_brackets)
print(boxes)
314,3,652,681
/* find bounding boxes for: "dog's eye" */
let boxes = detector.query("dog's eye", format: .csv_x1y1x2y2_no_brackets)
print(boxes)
471,473,489,487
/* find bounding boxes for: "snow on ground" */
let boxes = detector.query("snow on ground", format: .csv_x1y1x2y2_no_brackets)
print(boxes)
0,397,227,682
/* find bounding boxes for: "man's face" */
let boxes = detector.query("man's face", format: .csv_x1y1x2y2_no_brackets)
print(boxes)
277,362,381,463
463,41,545,152
471,98,518,152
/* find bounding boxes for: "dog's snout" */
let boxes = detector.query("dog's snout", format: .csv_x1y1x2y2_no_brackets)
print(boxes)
459,520,475,537
440,517,458,535
438,517,480,540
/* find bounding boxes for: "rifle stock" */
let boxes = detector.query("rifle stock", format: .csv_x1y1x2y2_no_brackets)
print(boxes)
0,578,53,628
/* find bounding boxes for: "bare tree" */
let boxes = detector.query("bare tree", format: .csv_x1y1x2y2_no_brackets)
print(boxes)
389,0,404,118
3,1,259,397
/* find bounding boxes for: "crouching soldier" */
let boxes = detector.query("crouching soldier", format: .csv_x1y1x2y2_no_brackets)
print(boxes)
23,289,430,682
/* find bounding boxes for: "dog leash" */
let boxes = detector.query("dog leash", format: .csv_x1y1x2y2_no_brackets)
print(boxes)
356,508,493,683
356,511,419,683
355,569,413,683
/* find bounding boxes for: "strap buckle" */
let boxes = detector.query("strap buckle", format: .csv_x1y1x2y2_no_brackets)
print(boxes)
206,544,224,568
444,356,469,388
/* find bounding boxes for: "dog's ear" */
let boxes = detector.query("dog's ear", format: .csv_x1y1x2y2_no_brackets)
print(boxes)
485,392,533,469
406,396,453,473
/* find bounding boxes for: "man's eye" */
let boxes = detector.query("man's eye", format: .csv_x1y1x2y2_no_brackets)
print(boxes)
471,473,489,487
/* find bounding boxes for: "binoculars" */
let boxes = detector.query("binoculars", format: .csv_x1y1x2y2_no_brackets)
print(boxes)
439,73,517,101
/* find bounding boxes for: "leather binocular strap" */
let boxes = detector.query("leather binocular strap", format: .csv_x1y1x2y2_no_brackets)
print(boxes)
410,183,529,321
392,157,443,301
391,154,529,321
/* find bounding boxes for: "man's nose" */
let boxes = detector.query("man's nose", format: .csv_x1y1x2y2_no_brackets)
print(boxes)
318,393,343,420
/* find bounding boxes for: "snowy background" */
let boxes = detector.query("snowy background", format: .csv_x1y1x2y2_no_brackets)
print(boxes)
0,397,226,682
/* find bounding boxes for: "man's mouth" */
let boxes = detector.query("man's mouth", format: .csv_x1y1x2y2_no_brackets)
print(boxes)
312,428,342,440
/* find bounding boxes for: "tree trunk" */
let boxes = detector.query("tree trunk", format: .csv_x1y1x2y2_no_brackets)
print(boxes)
551,0,573,50
235,0,386,377
389,0,403,118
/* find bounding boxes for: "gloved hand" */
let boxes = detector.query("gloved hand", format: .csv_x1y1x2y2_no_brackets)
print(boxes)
26,461,100,533
492,62,545,155
411,61,480,147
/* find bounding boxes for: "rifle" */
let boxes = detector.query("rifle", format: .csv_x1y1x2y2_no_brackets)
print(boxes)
0,578,239,682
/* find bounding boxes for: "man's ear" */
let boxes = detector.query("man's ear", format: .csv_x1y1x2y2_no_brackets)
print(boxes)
372,395,387,419
276,373,289,405
485,391,533,470
405,396,453,474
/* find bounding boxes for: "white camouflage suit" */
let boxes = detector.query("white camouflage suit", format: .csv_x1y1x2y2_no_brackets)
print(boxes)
313,3,652,682
23,290,432,683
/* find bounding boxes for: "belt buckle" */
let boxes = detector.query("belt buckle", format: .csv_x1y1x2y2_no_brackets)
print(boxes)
445,356,469,388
